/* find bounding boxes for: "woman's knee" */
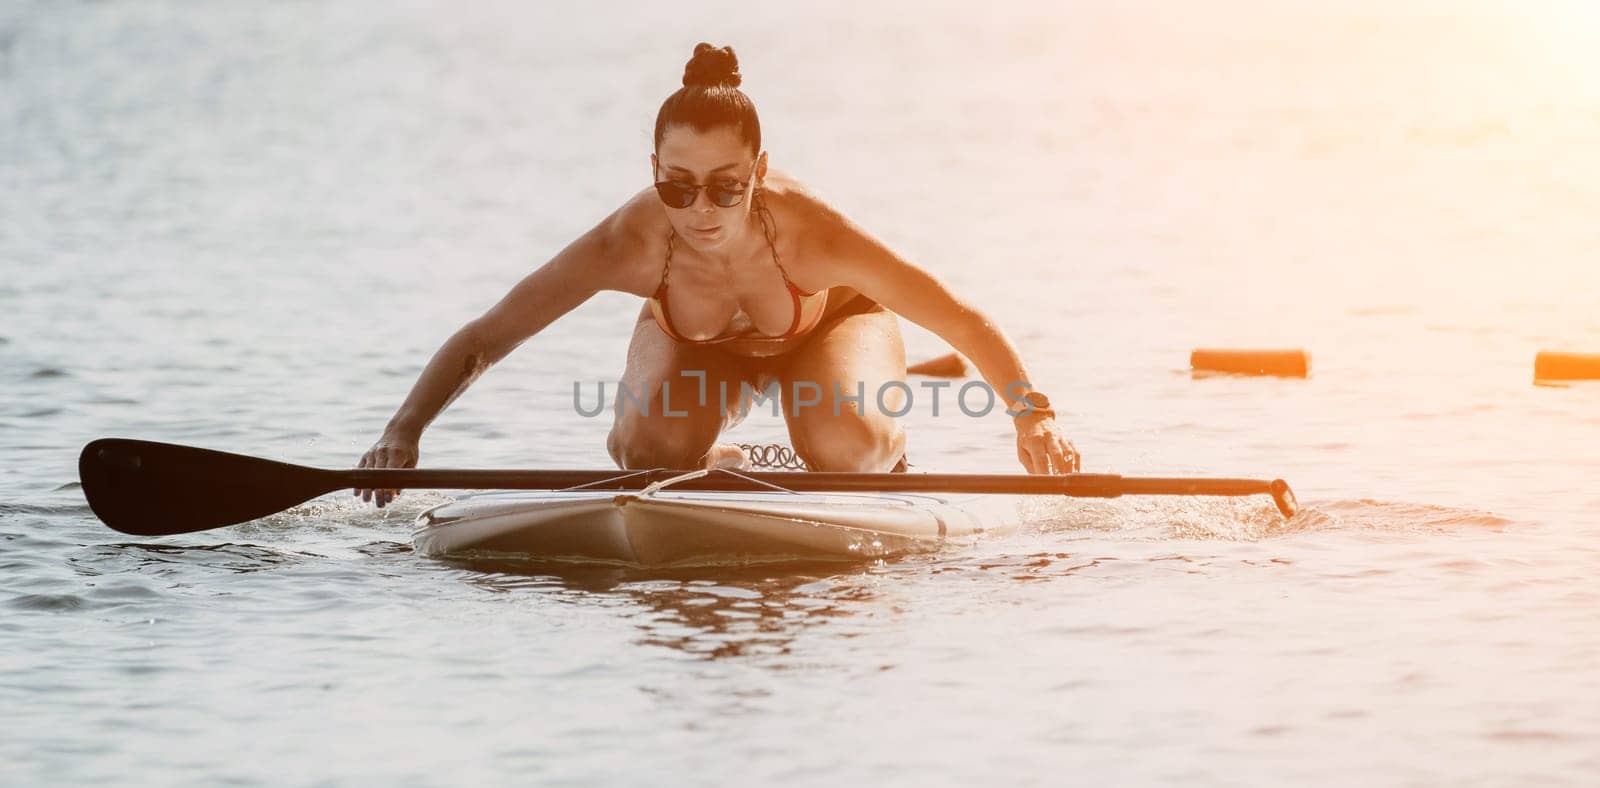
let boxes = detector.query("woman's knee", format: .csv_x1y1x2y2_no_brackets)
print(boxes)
793,413,903,472
614,408,726,470
606,373,729,469
607,419,715,469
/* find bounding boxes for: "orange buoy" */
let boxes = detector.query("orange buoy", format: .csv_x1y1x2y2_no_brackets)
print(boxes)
1534,351,1600,381
1190,348,1310,378
906,352,968,378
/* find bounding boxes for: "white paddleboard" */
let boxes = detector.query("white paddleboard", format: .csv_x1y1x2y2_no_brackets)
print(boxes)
413,488,1010,567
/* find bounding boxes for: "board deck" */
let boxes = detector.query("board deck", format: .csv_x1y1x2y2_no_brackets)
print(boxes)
413,488,1012,567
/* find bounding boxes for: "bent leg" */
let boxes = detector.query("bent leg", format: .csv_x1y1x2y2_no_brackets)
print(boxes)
607,308,758,469
778,301,908,472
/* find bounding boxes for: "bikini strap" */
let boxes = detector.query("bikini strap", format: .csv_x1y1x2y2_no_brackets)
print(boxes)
753,191,800,291
754,191,820,339
656,230,676,297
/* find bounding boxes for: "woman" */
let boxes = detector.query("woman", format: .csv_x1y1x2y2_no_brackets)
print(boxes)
356,43,1078,507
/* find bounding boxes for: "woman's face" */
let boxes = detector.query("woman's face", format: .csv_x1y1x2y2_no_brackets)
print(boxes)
652,124,766,251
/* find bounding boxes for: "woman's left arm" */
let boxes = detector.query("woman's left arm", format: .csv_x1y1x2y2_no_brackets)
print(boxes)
809,204,1081,474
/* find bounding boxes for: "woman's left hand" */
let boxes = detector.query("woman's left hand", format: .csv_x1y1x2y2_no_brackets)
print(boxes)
1015,415,1081,474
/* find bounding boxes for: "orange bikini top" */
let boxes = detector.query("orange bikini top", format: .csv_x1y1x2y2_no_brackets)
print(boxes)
646,202,829,353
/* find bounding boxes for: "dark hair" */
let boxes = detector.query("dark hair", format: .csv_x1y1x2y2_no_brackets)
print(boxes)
653,43,761,154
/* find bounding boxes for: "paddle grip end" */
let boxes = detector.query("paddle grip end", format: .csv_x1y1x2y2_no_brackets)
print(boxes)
1270,479,1298,519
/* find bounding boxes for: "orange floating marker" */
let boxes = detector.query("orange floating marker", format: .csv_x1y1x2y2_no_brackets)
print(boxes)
1534,351,1600,381
906,352,968,378
1190,348,1310,378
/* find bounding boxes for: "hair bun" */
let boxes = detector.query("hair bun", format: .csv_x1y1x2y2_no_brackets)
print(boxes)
682,43,741,89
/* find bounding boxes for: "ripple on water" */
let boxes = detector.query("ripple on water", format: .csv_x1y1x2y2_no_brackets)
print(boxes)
0,529,79,553
82,394,140,405
0,577,170,615
82,577,168,602
1483,727,1574,743
1303,499,1520,532
67,541,306,579
0,501,93,518
5,593,90,612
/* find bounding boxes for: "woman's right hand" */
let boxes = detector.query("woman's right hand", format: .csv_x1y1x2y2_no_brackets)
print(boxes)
355,434,419,508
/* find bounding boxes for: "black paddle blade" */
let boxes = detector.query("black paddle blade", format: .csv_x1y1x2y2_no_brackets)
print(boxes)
78,438,345,536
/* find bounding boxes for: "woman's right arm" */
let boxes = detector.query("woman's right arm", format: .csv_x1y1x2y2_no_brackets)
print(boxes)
356,207,645,506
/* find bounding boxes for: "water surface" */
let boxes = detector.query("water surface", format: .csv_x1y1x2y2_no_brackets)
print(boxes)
4,1,1599,784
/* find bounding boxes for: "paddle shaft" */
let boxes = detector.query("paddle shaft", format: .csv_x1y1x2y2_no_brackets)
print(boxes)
79,438,1299,535
347,468,1281,499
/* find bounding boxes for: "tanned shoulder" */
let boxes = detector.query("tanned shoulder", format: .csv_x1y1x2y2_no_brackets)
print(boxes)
588,188,674,298
758,174,898,298
756,172,853,255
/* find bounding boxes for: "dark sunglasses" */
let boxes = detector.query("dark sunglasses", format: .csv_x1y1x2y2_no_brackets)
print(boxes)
653,171,754,209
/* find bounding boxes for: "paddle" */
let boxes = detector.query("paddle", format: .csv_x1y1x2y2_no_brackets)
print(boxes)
78,438,1299,536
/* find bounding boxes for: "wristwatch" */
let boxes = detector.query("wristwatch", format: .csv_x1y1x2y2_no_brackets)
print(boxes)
1013,390,1056,420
